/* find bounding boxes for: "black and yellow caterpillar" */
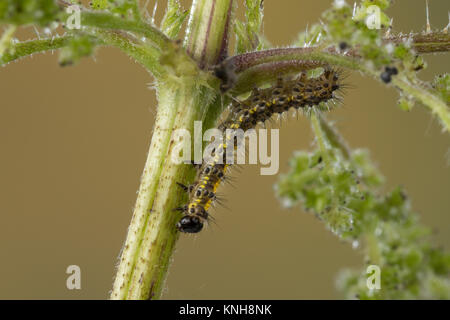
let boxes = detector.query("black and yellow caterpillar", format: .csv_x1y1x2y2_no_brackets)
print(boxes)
176,68,342,233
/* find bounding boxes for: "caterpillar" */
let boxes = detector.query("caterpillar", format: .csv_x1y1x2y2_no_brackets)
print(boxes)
176,67,342,233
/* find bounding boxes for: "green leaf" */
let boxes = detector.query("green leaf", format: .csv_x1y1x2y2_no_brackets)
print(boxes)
89,0,137,17
397,96,414,112
0,0,61,26
161,0,189,39
91,0,109,10
234,0,264,53
234,20,247,54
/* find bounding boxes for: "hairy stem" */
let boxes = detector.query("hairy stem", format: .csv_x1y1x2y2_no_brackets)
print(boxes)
56,0,170,51
185,0,234,68
310,112,330,163
79,11,170,51
110,0,233,300
92,30,163,78
385,31,450,54
317,114,351,160
110,82,181,300
0,36,72,66
111,81,215,300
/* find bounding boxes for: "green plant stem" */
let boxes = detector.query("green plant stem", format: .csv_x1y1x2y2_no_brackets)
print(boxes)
109,83,181,300
317,114,351,160
310,112,342,221
0,36,72,66
185,0,234,68
310,112,330,163
110,0,233,300
92,30,163,77
365,232,382,266
0,31,164,79
79,11,170,51
111,81,216,300
56,0,170,51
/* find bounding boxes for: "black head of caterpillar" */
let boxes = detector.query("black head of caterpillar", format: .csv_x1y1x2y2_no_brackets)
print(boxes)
177,211,205,233
176,67,343,233
176,164,225,233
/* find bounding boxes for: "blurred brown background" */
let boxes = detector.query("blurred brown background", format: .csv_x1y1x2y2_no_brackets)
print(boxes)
0,0,448,299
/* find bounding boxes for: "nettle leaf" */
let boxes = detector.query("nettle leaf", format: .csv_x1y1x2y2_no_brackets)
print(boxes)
0,0,61,26
91,0,136,16
161,0,188,39
433,73,450,104
276,147,370,238
245,0,263,34
235,0,264,54
323,2,393,68
109,0,135,16
276,123,450,299
91,0,109,10
58,35,97,66
397,95,415,112
361,0,391,10
294,23,325,47
234,20,248,54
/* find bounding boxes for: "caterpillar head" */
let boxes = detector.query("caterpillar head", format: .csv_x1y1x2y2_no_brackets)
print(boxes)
177,216,204,233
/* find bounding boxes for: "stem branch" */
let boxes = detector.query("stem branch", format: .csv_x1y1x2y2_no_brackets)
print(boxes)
226,47,450,131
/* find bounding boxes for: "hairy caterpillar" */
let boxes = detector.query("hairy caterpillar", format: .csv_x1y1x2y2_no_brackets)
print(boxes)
176,68,342,233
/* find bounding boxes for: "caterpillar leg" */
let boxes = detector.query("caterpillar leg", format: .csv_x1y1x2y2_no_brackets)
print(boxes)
176,182,195,194
176,182,189,192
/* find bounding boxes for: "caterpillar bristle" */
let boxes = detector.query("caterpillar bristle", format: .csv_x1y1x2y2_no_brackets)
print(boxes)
176,182,189,192
220,175,237,188
211,197,231,212
227,164,244,173
176,67,346,234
